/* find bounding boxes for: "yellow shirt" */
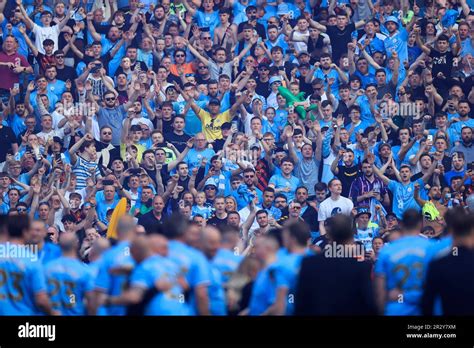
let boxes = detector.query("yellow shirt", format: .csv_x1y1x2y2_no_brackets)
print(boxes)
120,143,146,163
199,109,231,141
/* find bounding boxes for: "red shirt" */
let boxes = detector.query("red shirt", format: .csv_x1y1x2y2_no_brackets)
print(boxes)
0,51,30,90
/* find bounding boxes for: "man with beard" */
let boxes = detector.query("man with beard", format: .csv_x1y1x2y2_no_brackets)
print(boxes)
349,159,389,208
96,126,121,169
287,126,322,197
306,53,348,94
93,89,140,147
294,187,318,233
414,183,447,237
86,21,126,76
451,126,474,164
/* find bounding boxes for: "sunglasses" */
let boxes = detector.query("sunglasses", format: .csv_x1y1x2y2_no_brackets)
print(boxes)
205,186,216,190
55,55,64,59
244,175,255,178
175,54,185,58
102,132,112,135
198,66,208,69
105,97,116,101
17,208,27,212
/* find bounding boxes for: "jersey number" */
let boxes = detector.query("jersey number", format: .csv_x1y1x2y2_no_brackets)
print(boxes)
48,279,77,309
0,269,24,301
393,262,423,290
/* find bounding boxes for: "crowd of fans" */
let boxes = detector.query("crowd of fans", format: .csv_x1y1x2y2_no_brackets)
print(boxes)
0,0,473,316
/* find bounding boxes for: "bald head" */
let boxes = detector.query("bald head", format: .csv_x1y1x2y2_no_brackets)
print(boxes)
59,232,79,254
88,237,110,262
117,215,136,240
202,226,221,259
148,233,169,257
130,235,152,263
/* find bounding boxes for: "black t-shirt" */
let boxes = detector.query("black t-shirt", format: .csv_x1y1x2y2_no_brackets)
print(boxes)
164,131,191,152
56,66,77,82
160,119,174,134
137,211,164,233
336,164,360,197
0,126,18,162
326,23,356,63
255,79,270,98
237,22,266,39
301,204,319,232
196,75,211,85
207,214,228,226
429,49,454,78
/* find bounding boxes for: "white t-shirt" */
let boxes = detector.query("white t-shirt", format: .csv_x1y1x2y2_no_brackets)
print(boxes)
292,30,309,53
33,24,60,54
318,196,354,222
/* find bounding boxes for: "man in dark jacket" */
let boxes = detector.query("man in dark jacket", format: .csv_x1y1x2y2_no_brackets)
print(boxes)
295,214,377,315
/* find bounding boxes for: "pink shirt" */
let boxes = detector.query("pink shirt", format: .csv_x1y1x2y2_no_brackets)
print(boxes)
0,51,30,90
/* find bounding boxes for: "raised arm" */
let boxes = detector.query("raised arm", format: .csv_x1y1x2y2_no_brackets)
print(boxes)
185,38,210,66
414,26,431,55
86,12,102,42
285,127,299,163
57,0,75,30
69,133,93,165
369,153,391,185
17,0,35,30
19,25,38,57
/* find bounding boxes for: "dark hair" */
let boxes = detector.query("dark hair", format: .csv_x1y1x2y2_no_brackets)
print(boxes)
274,193,288,201
281,156,294,165
401,209,422,230
445,207,474,237
264,186,275,194
314,182,328,192
256,209,268,217
8,215,30,238
327,214,354,243
285,221,310,246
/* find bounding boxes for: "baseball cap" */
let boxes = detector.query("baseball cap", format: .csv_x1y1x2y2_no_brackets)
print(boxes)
130,125,142,132
355,205,371,218
204,178,218,188
208,98,220,105
221,122,232,130
297,51,310,57
258,62,270,70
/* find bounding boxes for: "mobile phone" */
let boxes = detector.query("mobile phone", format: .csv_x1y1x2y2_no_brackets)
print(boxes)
13,83,19,90
469,162,474,171
55,153,62,163
102,180,114,186
427,135,433,143
130,168,141,175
